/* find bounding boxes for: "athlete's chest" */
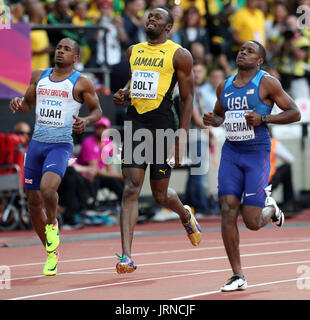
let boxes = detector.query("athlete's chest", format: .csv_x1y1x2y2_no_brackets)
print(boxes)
222,86,258,111
131,53,168,73
130,44,176,72
36,77,74,101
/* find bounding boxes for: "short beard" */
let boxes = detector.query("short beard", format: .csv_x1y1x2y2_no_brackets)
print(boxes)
145,28,160,40
55,61,64,67
236,62,253,71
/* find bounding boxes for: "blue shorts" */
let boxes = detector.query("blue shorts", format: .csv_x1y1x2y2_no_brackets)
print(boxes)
218,142,270,208
24,140,73,190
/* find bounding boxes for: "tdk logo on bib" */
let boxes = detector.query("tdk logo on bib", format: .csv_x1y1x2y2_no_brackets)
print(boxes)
226,111,245,119
42,99,62,107
224,110,255,141
134,71,154,78
131,69,159,99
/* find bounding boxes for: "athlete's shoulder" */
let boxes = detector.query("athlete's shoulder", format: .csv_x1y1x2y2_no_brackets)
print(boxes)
126,44,137,60
33,68,46,75
218,79,227,91
173,47,193,72
217,80,227,97
32,69,45,80
174,45,193,63
75,73,96,93
76,73,92,85
260,71,282,91
260,71,277,82
222,73,236,91
29,69,47,86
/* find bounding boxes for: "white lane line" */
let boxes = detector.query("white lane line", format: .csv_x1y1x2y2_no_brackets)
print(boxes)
6,238,310,268
8,259,310,300
171,276,310,300
7,247,310,281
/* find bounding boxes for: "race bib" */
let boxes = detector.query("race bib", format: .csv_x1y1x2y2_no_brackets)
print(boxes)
36,102,66,127
131,70,159,99
224,110,255,141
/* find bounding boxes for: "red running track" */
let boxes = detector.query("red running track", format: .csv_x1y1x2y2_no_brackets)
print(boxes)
1,210,310,301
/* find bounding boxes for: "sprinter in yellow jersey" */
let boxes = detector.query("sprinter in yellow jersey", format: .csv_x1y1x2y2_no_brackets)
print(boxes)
113,7,202,274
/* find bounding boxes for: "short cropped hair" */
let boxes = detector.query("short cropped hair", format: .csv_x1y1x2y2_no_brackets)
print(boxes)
159,7,174,25
72,40,80,56
59,37,80,56
250,40,266,60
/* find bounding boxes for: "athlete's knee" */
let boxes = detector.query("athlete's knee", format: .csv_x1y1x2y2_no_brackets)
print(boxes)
152,190,167,206
27,193,43,214
243,218,260,231
221,203,238,230
242,208,261,231
40,186,58,203
28,199,42,212
122,177,141,201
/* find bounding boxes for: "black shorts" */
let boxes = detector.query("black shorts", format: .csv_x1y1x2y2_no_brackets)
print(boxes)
121,105,178,180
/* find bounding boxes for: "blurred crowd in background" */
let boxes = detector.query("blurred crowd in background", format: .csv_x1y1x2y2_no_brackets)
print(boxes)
1,0,309,230
2,0,310,99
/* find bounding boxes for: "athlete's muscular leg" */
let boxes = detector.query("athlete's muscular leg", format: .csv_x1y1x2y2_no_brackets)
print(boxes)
40,172,62,225
120,167,145,258
26,190,46,245
150,178,190,224
220,195,243,276
242,205,275,230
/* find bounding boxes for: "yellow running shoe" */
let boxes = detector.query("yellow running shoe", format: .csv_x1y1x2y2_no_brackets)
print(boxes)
45,220,60,253
183,205,202,246
43,249,59,276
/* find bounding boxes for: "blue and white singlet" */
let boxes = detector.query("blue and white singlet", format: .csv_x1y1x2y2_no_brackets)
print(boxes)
221,70,272,151
32,68,82,144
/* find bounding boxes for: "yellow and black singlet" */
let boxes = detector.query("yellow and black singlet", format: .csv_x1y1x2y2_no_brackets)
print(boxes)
127,40,181,129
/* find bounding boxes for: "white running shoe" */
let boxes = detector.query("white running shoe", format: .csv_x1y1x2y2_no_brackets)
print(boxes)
264,184,272,197
265,196,284,227
221,275,247,292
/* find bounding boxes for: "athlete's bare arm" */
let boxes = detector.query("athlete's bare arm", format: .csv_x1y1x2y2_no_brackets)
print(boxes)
9,70,44,114
203,81,226,127
245,75,301,126
167,47,193,167
72,75,102,134
262,75,300,124
174,47,194,135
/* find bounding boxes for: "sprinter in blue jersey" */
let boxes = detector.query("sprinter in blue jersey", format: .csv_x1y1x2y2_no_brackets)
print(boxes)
203,41,300,292
9,38,102,276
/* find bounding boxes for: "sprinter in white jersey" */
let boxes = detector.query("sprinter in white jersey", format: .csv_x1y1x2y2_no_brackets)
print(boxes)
9,38,102,276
